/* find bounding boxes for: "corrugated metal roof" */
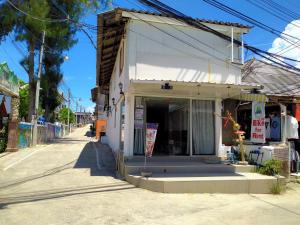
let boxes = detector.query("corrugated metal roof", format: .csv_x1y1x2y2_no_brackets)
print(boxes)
242,59,300,97
118,8,251,29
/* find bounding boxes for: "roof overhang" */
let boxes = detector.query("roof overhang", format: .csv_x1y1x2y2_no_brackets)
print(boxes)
96,9,127,87
129,79,262,99
130,79,262,90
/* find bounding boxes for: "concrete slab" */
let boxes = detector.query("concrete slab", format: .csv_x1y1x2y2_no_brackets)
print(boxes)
126,172,285,194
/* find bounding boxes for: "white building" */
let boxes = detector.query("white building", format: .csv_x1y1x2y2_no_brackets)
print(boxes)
94,8,258,159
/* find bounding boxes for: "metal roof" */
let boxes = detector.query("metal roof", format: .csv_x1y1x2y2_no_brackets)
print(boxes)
242,59,300,98
119,8,251,29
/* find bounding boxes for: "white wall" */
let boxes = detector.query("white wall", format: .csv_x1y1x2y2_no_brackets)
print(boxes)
106,15,246,156
127,19,243,85
106,39,128,153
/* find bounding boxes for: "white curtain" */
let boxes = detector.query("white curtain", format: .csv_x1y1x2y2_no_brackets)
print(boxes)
133,97,145,155
192,100,215,155
133,129,145,155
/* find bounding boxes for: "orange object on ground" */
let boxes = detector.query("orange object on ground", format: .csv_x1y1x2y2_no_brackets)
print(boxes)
295,104,300,122
96,119,107,140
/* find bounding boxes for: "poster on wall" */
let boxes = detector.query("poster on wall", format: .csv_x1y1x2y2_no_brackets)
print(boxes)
134,106,144,129
145,123,159,157
251,101,266,143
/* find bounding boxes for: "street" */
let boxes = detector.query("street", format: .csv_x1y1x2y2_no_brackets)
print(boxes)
0,126,300,225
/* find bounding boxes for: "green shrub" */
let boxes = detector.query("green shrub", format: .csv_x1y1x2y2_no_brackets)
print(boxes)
258,159,282,176
0,125,8,153
271,180,282,194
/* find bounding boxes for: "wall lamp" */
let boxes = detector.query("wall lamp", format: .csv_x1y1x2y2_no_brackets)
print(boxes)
112,97,116,106
119,82,124,95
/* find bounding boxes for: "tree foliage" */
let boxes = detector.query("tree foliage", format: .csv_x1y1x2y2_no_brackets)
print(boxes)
19,80,29,121
0,0,99,122
58,108,75,125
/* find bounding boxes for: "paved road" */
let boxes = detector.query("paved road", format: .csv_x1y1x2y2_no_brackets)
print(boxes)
0,126,300,225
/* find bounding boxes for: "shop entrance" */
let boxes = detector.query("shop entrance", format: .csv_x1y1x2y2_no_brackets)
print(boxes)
145,98,189,156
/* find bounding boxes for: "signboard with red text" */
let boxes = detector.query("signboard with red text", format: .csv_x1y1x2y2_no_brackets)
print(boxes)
251,101,265,143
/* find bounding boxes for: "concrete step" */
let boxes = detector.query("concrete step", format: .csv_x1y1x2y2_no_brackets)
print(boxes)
126,172,285,194
124,162,255,175
125,156,221,163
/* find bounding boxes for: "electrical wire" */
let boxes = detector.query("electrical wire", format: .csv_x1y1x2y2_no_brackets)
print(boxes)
202,0,300,51
125,0,229,59
49,0,97,50
0,45,28,73
136,0,300,73
6,0,69,23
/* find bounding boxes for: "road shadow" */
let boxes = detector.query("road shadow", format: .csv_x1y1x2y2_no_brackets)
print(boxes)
84,130,95,138
74,142,116,177
0,142,116,192
0,182,136,209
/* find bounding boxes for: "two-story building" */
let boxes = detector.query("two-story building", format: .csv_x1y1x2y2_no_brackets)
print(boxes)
93,8,259,158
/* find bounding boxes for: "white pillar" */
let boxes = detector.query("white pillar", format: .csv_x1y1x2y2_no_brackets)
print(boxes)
189,98,193,156
231,27,234,63
215,99,222,157
123,94,135,156
241,33,244,64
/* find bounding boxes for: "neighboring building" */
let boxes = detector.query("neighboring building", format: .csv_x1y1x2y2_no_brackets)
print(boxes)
0,62,20,151
93,8,258,158
236,59,300,175
75,111,93,126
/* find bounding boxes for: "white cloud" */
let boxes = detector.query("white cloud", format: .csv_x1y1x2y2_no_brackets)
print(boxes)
86,104,95,113
268,20,300,68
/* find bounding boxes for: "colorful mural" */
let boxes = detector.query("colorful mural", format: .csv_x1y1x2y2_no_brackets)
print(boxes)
17,122,32,148
17,122,69,148
37,125,47,144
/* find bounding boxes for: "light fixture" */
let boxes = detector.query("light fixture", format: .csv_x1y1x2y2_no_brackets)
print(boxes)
161,82,173,90
119,82,124,95
112,97,115,106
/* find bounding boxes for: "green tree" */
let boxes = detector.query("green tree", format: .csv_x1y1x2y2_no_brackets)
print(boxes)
0,0,98,122
19,80,29,121
58,108,75,125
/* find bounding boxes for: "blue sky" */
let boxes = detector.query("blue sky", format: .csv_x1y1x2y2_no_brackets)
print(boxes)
1,0,300,112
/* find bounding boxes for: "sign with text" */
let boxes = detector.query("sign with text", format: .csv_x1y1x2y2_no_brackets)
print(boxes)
145,123,159,157
251,101,265,143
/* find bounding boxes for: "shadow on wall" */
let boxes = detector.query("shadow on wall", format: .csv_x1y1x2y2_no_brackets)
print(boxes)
74,142,116,177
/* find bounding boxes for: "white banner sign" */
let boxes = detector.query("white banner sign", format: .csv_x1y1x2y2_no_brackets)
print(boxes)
251,101,266,143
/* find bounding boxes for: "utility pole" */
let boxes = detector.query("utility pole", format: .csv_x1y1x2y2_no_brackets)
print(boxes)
75,100,78,127
32,30,46,146
67,88,70,132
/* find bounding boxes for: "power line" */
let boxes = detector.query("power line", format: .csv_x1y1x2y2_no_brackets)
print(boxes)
0,45,28,73
246,0,300,29
49,0,97,50
202,0,300,51
125,0,229,59
136,0,300,73
6,0,69,23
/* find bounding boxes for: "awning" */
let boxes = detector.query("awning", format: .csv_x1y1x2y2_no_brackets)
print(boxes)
234,93,269,103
